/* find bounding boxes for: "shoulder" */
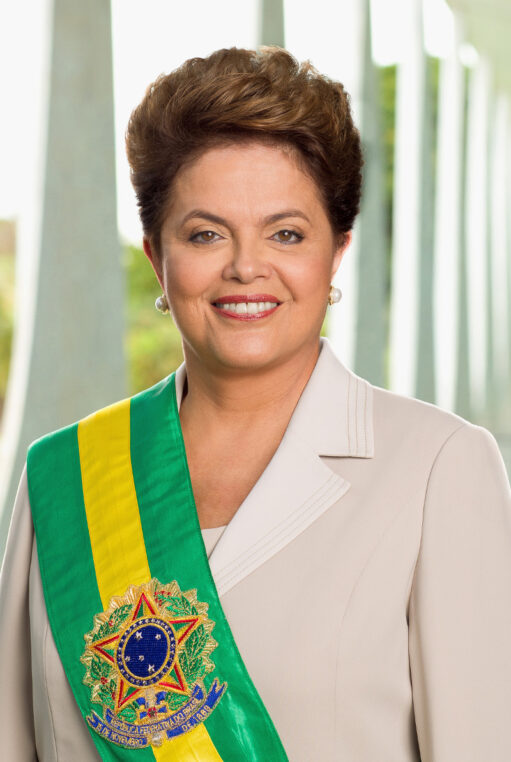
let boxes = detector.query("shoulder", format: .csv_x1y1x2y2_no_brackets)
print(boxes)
306,339,500,467
319,336,470,448
0,462,33,580
368,380,508,486
371,380,469,443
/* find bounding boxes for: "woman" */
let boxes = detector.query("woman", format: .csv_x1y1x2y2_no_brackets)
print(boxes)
1,46,510,762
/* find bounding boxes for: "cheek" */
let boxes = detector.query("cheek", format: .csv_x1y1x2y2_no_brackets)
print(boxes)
285,255,332,303
164,255,213,305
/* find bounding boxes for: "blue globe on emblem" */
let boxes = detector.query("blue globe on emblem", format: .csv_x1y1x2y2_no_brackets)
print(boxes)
116,617,176,687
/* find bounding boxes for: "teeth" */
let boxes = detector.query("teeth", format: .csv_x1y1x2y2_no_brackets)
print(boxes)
215,301,278,314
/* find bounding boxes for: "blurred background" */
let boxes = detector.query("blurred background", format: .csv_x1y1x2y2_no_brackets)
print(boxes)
1,0,510,556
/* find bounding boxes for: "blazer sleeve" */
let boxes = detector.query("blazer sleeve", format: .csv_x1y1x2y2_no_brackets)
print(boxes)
0,464,38,761
408,421,511,761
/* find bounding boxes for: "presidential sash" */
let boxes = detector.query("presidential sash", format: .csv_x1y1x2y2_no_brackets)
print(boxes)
27,373,289,761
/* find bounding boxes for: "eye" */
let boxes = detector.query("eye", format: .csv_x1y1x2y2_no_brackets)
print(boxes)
189,230,221,244
272,229,304,244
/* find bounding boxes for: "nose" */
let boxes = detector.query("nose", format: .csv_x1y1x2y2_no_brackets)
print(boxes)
221,236,272,283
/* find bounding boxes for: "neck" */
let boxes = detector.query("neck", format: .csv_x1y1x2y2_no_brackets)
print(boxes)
179,341,321,426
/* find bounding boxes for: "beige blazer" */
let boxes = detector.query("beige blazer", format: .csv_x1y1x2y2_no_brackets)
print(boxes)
1,338,511,761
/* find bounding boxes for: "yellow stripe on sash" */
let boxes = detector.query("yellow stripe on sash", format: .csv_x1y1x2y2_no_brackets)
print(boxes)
78,398,222,761
154,724,222,761
78,398,150,603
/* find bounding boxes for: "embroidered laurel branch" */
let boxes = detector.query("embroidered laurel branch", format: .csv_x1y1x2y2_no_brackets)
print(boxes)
90,654,137,719
93,604,132,642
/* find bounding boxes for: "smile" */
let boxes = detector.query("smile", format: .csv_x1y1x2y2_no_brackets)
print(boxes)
211,295,281,321
214,301,278,314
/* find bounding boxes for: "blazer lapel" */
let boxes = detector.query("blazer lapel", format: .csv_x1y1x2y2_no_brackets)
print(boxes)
174,338,374,597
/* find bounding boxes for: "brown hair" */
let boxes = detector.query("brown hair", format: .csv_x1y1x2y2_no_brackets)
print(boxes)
126,46,363,253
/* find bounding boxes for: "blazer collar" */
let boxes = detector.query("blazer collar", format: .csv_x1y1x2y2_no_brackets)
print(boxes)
284,337,374,458
175,337,374,459
174,338,374,596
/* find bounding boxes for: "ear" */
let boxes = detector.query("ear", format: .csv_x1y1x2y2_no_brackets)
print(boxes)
142,237,164,291
331,230,352,279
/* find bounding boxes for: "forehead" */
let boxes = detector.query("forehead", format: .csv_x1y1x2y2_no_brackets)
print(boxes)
168,142,327,222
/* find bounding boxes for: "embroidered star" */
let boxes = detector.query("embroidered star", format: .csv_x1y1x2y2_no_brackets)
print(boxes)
89,590,202,712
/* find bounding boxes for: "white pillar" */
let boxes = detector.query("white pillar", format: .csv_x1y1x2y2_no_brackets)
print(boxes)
0,0,125,556
432,17,465,412
260,0,284,46
414,55,438,405
507,124,511,413
388,0,425,396
344,0,387,388
454,63,472,419
465,57,491,418
489,94,510,416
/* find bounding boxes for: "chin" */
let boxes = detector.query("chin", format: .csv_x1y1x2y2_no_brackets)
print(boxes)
205,335,287,373
217,347,279,372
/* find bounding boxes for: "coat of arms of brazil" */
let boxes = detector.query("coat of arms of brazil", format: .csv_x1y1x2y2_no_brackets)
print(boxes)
81,578,227,749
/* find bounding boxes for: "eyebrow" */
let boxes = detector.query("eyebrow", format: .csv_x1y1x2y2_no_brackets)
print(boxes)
179,208,311,227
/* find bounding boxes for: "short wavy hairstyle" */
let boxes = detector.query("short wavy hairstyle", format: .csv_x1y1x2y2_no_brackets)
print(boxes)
126,46,363,254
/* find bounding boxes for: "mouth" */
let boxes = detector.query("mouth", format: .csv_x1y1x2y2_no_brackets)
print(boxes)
211,294,281,321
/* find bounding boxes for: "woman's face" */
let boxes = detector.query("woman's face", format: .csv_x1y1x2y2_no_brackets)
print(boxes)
144,142,350,374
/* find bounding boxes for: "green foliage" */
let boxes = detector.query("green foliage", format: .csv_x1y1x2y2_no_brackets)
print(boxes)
123,244,183,395
377,63,397,262
425,55,440,191
376,57,440,272
0,254,14,419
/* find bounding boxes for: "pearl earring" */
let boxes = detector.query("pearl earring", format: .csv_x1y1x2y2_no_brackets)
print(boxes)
155,293,169,313
328,285,342,305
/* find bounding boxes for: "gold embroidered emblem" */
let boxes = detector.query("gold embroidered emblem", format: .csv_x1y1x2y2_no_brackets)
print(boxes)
81,578,226,748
